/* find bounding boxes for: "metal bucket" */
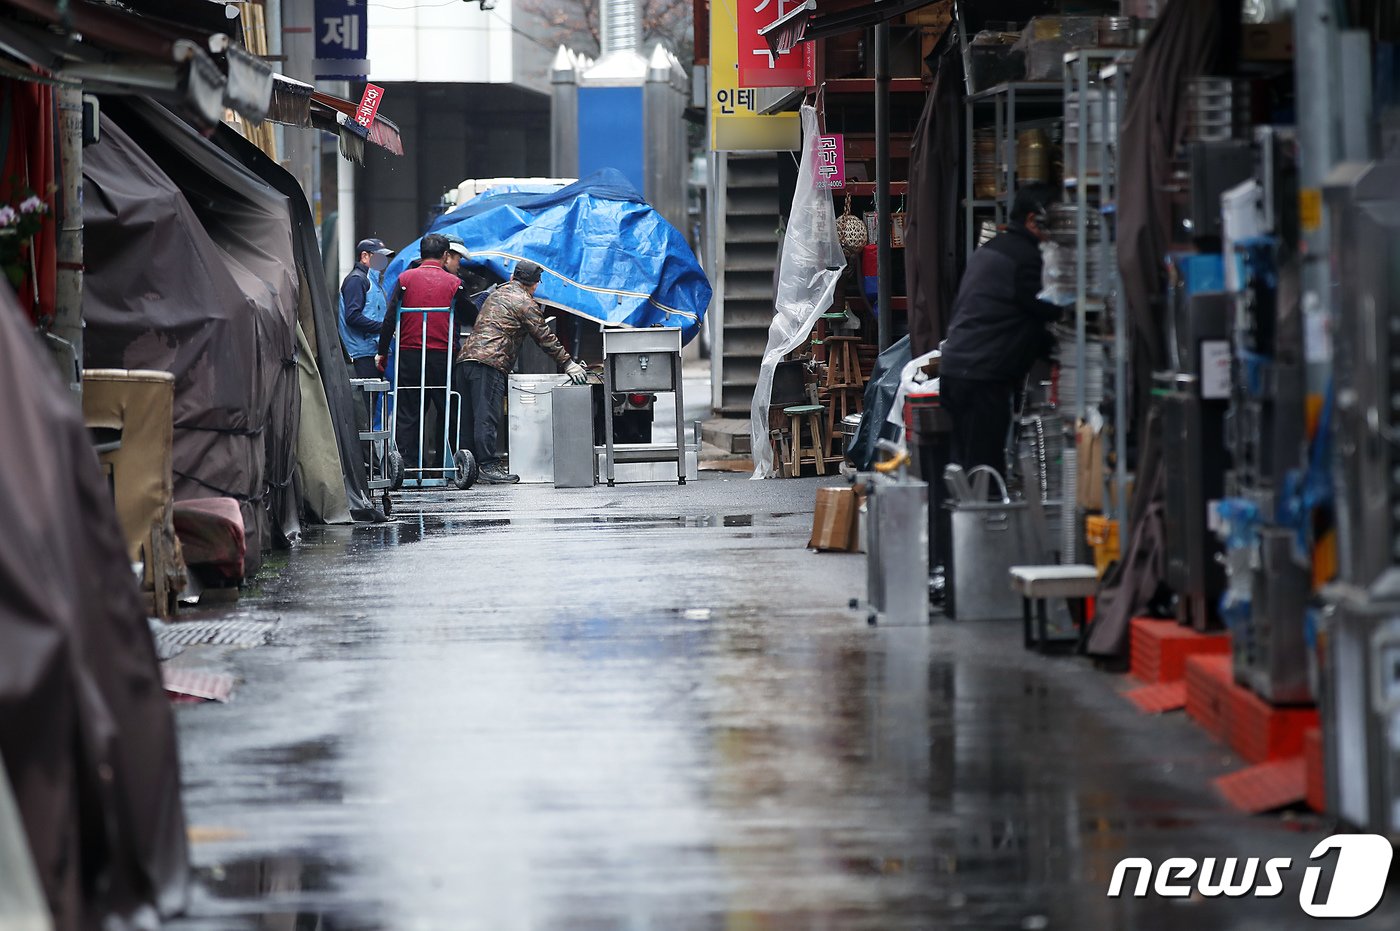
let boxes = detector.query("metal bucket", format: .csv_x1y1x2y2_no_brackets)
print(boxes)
842,412,862,440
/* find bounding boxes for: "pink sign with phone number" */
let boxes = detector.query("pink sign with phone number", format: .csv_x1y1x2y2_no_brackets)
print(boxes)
813,134,844,190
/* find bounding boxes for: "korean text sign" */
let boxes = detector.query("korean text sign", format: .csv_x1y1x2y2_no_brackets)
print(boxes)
736,0,815,89
710,0,800,151
813,134,844,190
314,0,369,79
355,84,385,128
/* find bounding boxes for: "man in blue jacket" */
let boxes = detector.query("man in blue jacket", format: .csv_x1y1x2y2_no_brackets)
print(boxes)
939,183,1062,476
339,237,395,378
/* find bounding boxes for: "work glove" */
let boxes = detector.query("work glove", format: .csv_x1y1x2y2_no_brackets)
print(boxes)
375,354,387,374
565,361,588,385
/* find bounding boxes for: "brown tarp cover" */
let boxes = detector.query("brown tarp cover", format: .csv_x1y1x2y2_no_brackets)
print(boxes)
1087,0,1241,656
209,123,383,523
905,28,964,357
0,285,188,929
82,104,300,575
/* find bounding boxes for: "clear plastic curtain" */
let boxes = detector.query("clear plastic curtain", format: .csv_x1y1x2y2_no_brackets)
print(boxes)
750,104,847,478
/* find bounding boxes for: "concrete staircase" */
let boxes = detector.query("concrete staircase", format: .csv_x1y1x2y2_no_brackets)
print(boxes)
717,154,780,416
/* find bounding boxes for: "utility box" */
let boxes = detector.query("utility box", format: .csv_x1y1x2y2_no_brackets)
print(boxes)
551,383,596,488
863,472,930,626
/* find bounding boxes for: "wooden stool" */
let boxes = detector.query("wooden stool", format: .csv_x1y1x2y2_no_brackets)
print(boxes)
821,386,861,457
812,312,848,363
783,404,826,477
824,335,864,389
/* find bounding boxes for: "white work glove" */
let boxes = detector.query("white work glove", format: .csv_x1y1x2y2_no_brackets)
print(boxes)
565,361,588,385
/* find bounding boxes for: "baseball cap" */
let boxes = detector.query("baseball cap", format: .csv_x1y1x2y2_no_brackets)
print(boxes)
512,259,543,285
444,234,470,258
357,237,394,256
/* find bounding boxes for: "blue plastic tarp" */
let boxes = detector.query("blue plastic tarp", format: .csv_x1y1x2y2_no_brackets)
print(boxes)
383,169,711,344
464,182,569,206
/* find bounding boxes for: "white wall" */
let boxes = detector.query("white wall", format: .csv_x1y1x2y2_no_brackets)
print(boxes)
368,0,518,85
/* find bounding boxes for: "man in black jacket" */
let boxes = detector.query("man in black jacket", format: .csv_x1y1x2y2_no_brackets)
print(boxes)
940,182,1062,476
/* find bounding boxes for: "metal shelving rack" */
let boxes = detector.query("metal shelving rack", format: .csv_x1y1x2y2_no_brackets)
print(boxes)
1100,55,1135,528
1060,48,1129,562
963,81,1063,257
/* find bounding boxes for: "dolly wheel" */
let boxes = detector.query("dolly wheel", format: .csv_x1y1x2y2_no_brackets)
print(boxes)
386,447,405,491
453,449,479,490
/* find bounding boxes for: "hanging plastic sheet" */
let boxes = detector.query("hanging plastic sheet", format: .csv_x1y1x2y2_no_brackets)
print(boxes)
750,104,847,478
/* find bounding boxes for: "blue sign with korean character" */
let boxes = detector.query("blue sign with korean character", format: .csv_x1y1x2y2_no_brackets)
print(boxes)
313,0,369,79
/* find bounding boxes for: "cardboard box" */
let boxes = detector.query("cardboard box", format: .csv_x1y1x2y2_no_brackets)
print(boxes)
1076,420,1105,512
1242,23,1293,62
905,0,952,28
809,486,861,553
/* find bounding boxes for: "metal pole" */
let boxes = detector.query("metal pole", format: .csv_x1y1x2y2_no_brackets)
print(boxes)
1074,55,1087,424
551,47,579,178
674,359,686,484
875,21,892,352
1110,65,1128,525
53,87,83,393
1293,0,1339,401
964,96,974,256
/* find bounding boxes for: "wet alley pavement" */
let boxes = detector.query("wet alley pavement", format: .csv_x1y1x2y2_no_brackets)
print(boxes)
166,475,1400,931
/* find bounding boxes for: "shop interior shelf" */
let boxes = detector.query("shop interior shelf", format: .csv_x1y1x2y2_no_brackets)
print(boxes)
842,181,909,196
824,77,928,95
967,81,1063,102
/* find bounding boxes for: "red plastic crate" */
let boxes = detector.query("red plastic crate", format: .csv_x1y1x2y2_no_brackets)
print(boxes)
1124,680,1188,714
1130,617,1232,684
1185,654,1235,742
1215,758,1308,814
1305,727,1326,813
1226,685,1319,765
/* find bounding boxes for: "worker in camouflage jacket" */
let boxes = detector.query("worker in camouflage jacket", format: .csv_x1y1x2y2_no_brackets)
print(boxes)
455,259,587,484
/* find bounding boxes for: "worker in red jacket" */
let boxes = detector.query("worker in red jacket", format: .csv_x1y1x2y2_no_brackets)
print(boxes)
375,233,463,472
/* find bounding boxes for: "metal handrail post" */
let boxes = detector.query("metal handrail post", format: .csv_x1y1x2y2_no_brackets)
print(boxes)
418,308,428,478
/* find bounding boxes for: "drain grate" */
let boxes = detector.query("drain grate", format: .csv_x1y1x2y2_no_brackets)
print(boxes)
150,619,276,659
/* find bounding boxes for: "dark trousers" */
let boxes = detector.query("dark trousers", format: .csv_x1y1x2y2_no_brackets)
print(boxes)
351,355,379,380
940,374,1015,479
455,361,507,469
396,349,450,471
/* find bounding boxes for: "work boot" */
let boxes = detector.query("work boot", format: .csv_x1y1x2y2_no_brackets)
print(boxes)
478,464,520,485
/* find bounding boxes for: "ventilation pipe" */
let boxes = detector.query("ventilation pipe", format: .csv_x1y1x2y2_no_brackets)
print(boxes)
600,0,640,55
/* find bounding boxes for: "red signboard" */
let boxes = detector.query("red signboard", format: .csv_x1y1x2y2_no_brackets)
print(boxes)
813,134,844,189
354,83,384,128
736,0,814,89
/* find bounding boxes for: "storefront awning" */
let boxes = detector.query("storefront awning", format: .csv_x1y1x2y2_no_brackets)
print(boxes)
260,74,404,161
804,0,942,43
760,0,815,55
0,0,272,124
